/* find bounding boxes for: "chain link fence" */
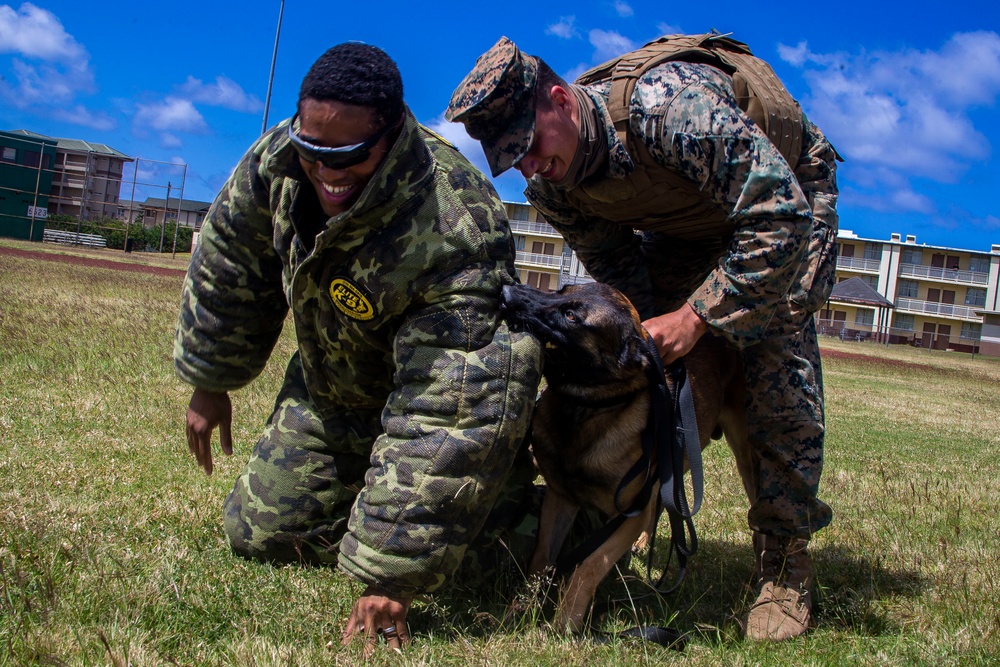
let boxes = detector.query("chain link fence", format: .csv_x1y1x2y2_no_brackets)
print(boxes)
816,318,982,355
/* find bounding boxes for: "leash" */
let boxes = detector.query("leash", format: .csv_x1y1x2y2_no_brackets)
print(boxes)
552,333,704,647
643,340,704,595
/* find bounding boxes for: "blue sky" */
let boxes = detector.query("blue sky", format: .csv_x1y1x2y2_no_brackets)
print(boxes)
2,1,998,251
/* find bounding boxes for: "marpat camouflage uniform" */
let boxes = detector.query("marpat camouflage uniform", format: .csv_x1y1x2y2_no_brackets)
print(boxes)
174,110,542,596
525,61,838,537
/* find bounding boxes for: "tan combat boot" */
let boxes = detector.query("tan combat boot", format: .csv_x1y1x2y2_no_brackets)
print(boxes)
745,534,812,641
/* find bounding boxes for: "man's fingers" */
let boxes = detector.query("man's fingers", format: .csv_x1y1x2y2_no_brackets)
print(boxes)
219,420,234,456
362,626,379,659
340,615,358,646
392,624,410,650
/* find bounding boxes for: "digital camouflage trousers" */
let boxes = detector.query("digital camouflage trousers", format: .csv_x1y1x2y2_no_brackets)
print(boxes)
645,235,833,539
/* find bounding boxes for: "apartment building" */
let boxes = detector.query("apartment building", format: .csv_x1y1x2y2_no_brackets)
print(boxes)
505,201,591,290
503,199,1000,357
827,231,1000,354
5,130,132,221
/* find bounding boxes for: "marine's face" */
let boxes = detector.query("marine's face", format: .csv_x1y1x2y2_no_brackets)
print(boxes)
514,85,579,183
294,98,395,217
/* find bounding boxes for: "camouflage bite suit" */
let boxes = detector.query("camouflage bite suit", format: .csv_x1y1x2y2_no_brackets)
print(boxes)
174,110,542,597
526,61,840,538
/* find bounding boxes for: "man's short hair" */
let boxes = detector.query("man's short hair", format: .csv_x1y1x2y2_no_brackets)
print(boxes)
298,43,404,128
534,58,567,111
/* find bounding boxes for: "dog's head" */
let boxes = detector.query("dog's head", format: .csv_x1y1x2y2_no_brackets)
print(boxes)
501,282,655,389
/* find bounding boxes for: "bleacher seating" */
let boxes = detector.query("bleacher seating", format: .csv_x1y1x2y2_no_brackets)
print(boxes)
42,229,107,248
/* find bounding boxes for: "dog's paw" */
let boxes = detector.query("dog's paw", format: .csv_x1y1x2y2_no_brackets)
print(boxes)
633,530,653,552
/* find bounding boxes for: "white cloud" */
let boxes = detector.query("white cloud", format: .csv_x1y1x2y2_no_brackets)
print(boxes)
0,3,85,61
546,16,579,40
589,29,636,62
614,1,634,18
782,32,1000,214
656,22,682,37
777,41,810,67
50,104,115,131
178,75,263,113
2,58,93,107
0,4,114,130
134,97,209,142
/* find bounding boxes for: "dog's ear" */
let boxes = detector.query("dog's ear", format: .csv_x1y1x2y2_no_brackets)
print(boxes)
619,332,652,370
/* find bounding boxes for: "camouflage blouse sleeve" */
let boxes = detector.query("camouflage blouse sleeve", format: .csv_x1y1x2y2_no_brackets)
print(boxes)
634,62,815,346
337,263,541,596
173,131,289,392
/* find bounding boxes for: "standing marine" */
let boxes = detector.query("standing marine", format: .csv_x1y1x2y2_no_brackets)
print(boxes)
447,32,841,641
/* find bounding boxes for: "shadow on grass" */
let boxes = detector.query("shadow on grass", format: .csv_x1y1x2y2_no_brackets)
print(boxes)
413,538,927,646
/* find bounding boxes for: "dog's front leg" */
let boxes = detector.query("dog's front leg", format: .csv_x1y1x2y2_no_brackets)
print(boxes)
553,497,656,634
528,487,579,577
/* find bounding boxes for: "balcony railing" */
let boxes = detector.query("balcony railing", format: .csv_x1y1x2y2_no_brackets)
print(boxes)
898,262,989,286
835,255,881,272
895,297,981,321
559,273,595,287
509,219,561,238
515,251,564,270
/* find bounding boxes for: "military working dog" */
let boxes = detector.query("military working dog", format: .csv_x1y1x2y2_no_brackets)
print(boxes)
501,281,752,633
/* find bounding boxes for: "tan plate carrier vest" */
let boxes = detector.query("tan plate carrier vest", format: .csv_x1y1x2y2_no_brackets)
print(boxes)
545,33,805,241
577,32,804,170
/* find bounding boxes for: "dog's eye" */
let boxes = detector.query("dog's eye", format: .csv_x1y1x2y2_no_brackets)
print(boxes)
563,308,578,323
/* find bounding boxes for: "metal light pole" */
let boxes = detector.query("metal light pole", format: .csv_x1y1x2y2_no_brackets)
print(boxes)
171,164,188,258
261,0,285,135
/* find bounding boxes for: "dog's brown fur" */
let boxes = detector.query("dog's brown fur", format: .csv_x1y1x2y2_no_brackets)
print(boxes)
501,282,752,633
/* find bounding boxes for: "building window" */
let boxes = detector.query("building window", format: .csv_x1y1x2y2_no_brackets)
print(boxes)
515,236,525,251
21,150,40,167
960,323,982,340
509,205,530,221
864,243,881,260
1,146,15,162
901,248,922,265
970,256,990,273
854,309,874,327
894,314,914,331
897,279,919,298
860,275,879,290
525,271,552,291
965,288,987,307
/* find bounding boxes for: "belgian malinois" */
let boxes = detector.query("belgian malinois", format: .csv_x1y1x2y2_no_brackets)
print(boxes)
501,281,752,633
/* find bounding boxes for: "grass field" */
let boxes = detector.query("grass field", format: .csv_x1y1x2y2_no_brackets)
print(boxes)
2,239,998,666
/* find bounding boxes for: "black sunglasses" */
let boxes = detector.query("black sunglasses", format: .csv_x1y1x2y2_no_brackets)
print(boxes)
287,114,398,170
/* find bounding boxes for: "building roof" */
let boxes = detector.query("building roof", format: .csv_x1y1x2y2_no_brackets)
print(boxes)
142,197,212,213
837,228,1000,256
0,129,58,147
6,129,133,161
829,276,895,308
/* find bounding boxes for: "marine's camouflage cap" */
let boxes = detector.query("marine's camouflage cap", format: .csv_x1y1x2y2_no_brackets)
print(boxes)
446,36,537,177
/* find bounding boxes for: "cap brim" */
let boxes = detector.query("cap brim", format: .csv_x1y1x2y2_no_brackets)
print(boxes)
481,98,536,177
483,130,533,177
